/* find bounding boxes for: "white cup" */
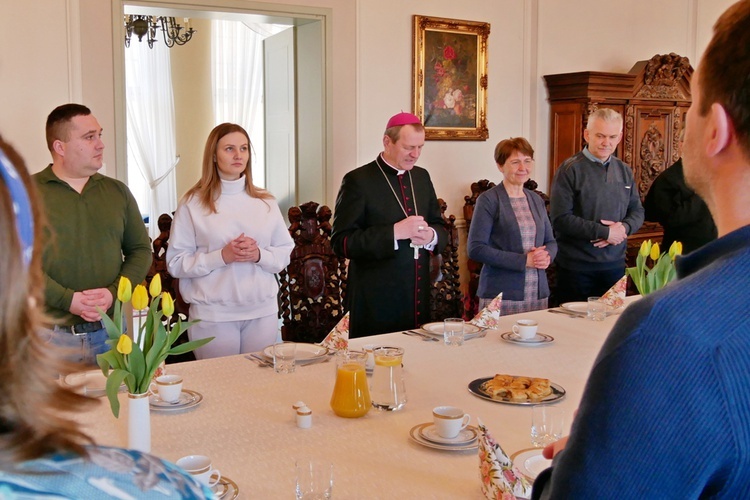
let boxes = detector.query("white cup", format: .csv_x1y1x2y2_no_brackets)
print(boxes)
512,319,538,340
149,374,183,403
432,406,471,439
176,455,221,488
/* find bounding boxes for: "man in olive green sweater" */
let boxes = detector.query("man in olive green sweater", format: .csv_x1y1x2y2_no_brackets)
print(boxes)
33,104,151,366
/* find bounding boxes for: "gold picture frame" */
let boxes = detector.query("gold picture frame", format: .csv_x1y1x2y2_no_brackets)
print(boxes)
413,15,490,141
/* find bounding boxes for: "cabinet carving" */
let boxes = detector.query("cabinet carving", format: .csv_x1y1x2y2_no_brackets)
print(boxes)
544,53,693,268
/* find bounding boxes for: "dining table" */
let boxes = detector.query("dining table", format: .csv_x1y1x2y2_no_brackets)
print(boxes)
72,297,639,499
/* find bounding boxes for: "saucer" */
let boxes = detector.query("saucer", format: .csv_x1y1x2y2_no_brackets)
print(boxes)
500,331,554,345
409,423,478,451
149,389,203,412
212,475,239,499
419,423,478,445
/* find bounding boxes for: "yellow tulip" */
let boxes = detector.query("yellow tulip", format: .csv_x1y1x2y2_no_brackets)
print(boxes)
117,276,132,303
669,240,683,260
649,242,660,261
149,273,162,298
116,334,132,355
132,284,149,310
638,240,650,258
162,291,174,317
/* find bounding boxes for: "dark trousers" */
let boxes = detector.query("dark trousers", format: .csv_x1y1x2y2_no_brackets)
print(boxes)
555,265,624,304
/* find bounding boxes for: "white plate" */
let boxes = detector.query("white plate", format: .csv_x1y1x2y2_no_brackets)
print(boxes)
63,370,126,398
561,301,622,316
149,389,203,413
510,448,552,481
500,331,554,345
419,423,478,446
420,322,483,339
261,343,329,364
409,423,478,451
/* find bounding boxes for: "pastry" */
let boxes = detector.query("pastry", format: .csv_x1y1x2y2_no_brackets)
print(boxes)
482,374,554,401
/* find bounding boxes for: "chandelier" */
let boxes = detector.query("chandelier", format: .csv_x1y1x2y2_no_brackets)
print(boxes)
124,15,196,48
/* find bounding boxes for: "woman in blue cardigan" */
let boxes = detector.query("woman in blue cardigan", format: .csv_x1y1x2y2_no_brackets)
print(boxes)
468,138,557,315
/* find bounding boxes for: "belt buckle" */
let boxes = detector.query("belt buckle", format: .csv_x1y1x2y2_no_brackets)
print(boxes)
70,324,89,336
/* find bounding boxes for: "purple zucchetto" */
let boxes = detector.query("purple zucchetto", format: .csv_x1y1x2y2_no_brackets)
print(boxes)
385,112,422,129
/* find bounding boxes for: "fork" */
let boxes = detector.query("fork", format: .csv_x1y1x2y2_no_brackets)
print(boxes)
403,330,439,342
245,353,273,367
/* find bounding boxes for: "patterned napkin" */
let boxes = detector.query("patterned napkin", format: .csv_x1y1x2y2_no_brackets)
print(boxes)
599,275,627,309
478,419,532,499
470,293,503,329
319,312,349,352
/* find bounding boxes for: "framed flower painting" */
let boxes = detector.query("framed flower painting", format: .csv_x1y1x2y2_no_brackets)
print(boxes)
413,15,490,140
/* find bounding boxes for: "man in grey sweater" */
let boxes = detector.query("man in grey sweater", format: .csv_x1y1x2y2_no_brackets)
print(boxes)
550,109,644,303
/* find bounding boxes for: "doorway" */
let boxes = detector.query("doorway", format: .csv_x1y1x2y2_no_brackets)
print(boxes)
113,0,330,226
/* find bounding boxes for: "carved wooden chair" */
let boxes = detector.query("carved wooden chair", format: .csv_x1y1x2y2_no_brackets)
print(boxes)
278,201,347,344
523,179,558,307
429,198,463,322
463,179,496,319
145,212,194,363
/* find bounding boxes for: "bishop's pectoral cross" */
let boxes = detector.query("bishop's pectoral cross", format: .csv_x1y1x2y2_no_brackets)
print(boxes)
410,243,423,260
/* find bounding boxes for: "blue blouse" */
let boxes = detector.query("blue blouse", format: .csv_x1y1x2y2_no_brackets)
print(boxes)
0,446,214,499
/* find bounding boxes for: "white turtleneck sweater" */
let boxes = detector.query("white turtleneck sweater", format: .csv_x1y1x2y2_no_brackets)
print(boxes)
167,178,294,322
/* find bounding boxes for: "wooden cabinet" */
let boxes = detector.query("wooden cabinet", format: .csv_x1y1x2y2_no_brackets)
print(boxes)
544,53,693,267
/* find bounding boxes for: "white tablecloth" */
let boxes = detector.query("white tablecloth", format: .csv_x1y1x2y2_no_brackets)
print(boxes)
73,298,638,499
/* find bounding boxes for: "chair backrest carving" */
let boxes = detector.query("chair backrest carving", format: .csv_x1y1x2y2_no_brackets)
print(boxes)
430,198,463,322
463,179,495,319
463,179,496,225
278,201,347,343
146,212,193,363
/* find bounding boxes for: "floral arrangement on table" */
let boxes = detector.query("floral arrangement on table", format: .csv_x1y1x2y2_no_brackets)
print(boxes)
96,275,212,417
626,240,682,296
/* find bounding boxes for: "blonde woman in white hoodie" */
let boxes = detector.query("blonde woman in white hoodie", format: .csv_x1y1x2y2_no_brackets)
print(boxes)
167,123,294,359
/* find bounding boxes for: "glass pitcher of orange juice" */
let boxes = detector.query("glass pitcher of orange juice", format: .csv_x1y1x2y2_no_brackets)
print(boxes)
330,351,370,418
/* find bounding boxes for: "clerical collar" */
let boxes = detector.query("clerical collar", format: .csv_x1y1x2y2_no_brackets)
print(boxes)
583,146,611,166
378,154,405,175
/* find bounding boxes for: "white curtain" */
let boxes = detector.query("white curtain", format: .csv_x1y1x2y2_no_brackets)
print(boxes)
212,21,285,188
125,39,178,238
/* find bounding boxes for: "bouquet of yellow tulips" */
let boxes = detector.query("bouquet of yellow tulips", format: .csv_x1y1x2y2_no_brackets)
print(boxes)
96,275,213,417
626,240,683,296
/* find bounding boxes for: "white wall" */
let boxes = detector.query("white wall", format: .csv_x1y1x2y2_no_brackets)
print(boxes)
0,0,737,216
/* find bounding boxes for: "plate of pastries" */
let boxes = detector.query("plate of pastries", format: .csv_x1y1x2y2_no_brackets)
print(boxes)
468,373,565,405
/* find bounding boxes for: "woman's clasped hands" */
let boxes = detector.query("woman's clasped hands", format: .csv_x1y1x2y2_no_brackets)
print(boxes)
221,233,260,264
526,245,551,269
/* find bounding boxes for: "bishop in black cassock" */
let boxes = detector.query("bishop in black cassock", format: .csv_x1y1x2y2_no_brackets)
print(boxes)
332,114,447,338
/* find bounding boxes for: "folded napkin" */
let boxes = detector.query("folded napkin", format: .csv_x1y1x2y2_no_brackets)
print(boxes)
319,312,349,351
470,293,503,329
478,420,532,499
599,275,627,309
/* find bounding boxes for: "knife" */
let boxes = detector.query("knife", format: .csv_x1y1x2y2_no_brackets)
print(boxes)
547,308,586,318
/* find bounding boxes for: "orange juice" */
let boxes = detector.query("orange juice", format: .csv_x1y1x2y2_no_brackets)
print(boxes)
330,362,371,418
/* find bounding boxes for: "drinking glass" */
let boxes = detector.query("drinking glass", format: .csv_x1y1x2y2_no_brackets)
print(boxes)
587,297,608,321
443,318,465,346
370,346,406,411
273,341,297,373
531,405,564,448
295,460,333,500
